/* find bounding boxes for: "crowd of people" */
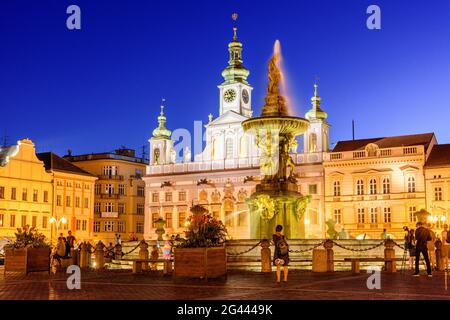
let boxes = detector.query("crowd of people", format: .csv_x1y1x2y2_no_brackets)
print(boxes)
403,222,450,277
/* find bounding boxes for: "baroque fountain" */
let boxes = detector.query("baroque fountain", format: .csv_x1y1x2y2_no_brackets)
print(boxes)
242,41,310,240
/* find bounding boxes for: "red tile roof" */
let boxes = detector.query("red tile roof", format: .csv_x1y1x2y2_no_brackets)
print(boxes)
332,133,435,152
425,144,450,167
37,152,96,177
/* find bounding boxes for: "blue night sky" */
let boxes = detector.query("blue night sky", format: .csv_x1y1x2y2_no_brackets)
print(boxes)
1,0,450,157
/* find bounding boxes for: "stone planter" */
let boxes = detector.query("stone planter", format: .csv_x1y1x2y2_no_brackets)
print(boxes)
4,247,51,275
173,246,226,280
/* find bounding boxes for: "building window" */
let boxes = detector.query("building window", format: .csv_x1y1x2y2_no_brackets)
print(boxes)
21,215,27,227
137,204,144,215
119,184,125,195
82,220,87,231
75,196,80,208
118,203,125,215
22,188,27,201
383,207,391,223
225,211,234,227
152,193,159,202
57,195,62,206
105,184,114,195
0,214,4,227
76,220,81,230
370,208,378,223
136,222,144,234
105,203,114,212
409,206,417,222
94,221,100,233
32,216,37,228
178,212,186,227
382,178,390,194
333,181,341,197
333,209,342,224
67,182,72,188
137,186,145,197
225,137,234,159
309,184,318,195
238,211,247,226
165,192,172,202
66,196,71,207
11,187,16,200
103,165,118,176
95,184,101,195
369,179,377,195
104,221,114,232
118,221,126,233
152,214,159,228
33,190,38,202
435,187,443,201
10,214,15,227
356,180,364,195
408,177,416,193
357,208,365,224
0,186,4,199
42,216,47,229
84,197,89,208
95,203,101,214
178,191,186,202
44,191,48,203
165,212,172,228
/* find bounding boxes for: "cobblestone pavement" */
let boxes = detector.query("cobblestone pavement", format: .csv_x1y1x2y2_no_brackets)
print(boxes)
1,267,450,300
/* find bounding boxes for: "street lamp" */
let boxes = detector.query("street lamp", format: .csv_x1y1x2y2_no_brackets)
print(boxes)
49,216,67,244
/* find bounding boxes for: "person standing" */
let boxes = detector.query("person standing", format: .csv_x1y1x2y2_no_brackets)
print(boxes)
66,231,76,249
441,224,450,270
426,223,436,270
273,225,289,283
413,222,432,277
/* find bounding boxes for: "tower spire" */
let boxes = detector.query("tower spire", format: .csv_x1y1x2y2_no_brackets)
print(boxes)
152,98,172,139
305,79,328,121
232,13,238,41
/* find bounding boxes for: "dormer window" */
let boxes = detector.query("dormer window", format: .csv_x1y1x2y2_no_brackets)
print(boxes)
365,143,379,157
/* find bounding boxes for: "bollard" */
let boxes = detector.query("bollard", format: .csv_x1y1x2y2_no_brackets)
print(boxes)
435,239,443,271
70,248,77,266
139,240,149,271
312,249,327,272
95,241,105,269
260,239,272,273
115,244,122,261
163,260,173,275
79,242,87,268
324,240,334,272
86,242,93,267
384,239,396,273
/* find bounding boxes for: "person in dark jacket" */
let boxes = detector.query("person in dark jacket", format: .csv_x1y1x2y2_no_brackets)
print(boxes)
413,222,432,277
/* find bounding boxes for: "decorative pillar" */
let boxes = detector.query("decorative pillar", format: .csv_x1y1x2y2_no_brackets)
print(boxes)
435,238,444,271
115,244,122,261
95,241,105,269
384,239,396,273
79,242,87,268
324,239,334,272
139,240,149,270
260,239,272,273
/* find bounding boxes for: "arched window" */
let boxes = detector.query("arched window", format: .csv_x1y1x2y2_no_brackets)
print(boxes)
225,138,233,159
356,180,364,195
383,178,390,194
333,181,341,197
369,179,377,195
239,136,247,157
408,177,416,193
153,148,160,165
309,133,317,153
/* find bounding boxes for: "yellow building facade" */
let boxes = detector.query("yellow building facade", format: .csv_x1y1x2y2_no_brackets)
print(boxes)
324,133,437,239
0,139,53,239
424,144,450,230
37,152,97,242
64,148,147,244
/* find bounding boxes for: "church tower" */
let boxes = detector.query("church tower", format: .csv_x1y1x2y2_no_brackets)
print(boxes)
304,83,330,153
218,16,253,117
149,99,174,165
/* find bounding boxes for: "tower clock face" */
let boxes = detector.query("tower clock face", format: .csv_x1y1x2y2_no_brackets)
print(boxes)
224,89,236,103
242,89,249,104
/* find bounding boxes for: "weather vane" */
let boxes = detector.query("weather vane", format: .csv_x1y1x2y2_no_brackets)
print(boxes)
232,13,238,41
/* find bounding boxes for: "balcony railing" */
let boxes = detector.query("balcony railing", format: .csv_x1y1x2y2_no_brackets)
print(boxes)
98,175,124,181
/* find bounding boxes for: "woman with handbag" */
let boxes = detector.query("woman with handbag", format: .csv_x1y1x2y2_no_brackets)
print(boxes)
273,225,289,283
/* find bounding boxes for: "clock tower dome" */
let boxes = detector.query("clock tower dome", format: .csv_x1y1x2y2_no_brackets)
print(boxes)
218,18,253,117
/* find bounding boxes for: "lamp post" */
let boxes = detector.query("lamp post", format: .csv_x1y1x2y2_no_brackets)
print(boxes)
49,216,67,244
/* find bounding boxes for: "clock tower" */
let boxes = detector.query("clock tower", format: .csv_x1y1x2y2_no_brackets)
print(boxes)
218,23,253,117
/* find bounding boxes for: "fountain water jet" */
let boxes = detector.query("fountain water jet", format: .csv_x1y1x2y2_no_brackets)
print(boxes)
242,41,310,240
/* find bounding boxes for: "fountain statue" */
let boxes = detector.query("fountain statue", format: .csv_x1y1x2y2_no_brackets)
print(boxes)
242,40,310,239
